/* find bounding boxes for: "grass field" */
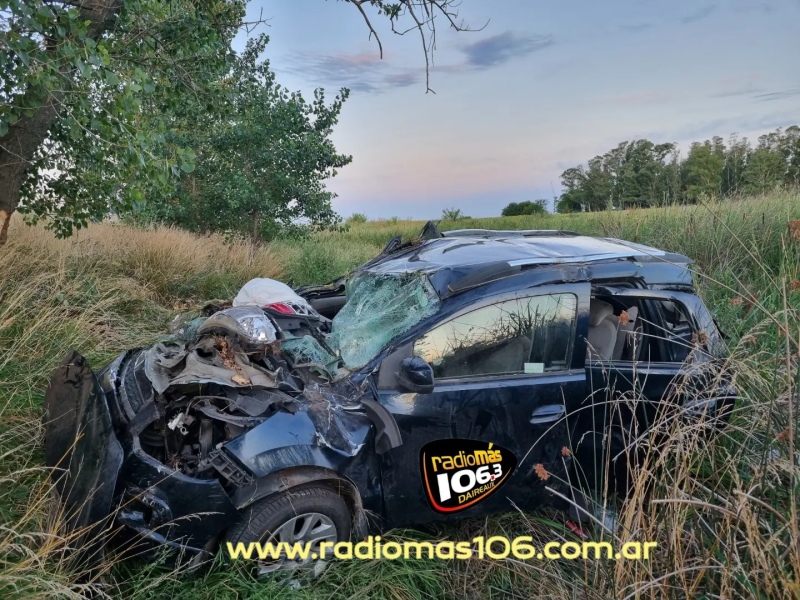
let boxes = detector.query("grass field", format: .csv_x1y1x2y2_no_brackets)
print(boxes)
2,189,800,599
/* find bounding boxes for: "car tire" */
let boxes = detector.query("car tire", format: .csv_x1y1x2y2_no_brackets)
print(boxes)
225,485,352,573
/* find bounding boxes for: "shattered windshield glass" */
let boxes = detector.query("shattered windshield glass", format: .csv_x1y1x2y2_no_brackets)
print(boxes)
329,271,440,369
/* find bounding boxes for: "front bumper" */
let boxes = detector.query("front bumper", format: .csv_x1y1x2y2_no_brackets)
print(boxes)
110,449,240,560
46,351,242,562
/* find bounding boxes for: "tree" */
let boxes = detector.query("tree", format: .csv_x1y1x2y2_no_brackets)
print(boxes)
614,140,675,208
556,166,588,213
779,126,800,187
556,126,797,214
743,148,785,194
0,0,478,244
721,133,751,196
501,200,547,216
655,146,682,205
346,212,368,224
441,207,467,220
137,37,351,241
682,138,726,202
0,0,250,243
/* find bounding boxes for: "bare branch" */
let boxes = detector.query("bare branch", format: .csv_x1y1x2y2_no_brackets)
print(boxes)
352,0,383,59
347,0,487,93
400,1,432,92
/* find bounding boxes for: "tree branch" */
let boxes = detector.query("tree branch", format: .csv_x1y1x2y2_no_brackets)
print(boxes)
348,0,487,93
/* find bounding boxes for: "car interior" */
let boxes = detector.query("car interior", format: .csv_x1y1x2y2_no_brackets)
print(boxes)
587,296,693,364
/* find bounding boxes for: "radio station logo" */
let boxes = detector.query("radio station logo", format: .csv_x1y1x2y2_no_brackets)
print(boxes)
420,439,517,513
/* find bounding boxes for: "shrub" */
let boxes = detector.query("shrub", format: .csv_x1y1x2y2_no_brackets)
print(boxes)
347,213,368,224
502,199,549,216
441,207,468,220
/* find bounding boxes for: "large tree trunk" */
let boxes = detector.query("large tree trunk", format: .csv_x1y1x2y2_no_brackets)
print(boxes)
0,0,123,245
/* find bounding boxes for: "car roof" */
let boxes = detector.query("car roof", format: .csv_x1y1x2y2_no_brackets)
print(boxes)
361,229,692,297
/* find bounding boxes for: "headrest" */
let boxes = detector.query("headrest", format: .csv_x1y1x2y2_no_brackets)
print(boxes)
589,300,614,327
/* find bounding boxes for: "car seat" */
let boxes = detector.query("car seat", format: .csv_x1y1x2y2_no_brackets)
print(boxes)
587,299,618,361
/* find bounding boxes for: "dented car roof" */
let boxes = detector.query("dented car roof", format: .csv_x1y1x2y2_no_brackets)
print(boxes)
360,230,693,297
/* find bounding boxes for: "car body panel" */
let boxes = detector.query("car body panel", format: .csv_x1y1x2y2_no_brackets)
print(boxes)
43,351,124,563
43,224,733,562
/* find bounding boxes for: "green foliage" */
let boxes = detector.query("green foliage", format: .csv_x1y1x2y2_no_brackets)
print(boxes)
682,137,726,202
3,190,800,600
556,126,799,212
0,0,476,242
135,36,351,241
502,199,548,216
1,0,248,237
346,212,369,224
441,207,468,220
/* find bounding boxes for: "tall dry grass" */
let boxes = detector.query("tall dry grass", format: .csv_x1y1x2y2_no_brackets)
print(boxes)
0,217,286,599
1,194,799,599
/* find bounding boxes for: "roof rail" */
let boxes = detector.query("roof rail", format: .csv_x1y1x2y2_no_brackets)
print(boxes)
441,229,581,238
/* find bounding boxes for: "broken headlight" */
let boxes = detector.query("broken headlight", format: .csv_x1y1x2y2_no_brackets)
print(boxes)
196,306,278,351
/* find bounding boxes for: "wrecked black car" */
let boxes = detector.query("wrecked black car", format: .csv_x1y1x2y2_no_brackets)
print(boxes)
44,224,735,570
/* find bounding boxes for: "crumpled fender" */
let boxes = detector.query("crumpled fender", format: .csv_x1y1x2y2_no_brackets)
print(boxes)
222,406,372,478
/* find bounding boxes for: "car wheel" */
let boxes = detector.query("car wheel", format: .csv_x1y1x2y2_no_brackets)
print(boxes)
225,485,352,575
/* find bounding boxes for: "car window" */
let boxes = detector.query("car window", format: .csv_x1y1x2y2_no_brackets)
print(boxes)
413,294,577,379
649,299,694,362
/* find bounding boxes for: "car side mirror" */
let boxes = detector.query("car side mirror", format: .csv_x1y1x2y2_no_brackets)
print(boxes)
396,356,435,394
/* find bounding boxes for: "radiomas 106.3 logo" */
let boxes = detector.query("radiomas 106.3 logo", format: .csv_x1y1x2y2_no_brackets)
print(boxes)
420,439,517,513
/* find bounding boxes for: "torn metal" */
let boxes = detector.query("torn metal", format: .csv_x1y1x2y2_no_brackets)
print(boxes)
119,302,381,486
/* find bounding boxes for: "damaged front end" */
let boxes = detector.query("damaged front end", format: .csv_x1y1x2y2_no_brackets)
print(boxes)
45,302,393,561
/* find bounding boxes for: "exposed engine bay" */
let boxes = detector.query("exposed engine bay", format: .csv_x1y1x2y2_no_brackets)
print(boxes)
104,279,373,488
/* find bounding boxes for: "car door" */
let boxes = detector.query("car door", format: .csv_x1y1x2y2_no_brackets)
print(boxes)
375,284,590,528
577,287,733,490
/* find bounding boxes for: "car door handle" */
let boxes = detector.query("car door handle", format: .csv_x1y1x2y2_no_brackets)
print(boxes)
530,404,565,425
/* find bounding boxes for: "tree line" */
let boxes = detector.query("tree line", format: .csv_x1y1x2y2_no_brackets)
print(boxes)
0,0,472,244
556,126,800,213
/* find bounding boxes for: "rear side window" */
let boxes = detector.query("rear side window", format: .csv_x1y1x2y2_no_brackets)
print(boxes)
413,294,577,379
649,299,694,362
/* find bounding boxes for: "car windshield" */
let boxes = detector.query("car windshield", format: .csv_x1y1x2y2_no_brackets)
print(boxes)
329,271,440,369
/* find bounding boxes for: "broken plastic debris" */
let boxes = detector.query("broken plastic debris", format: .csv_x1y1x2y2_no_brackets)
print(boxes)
233,278,317,316
198,307,278,350
167,413,195,435
566,520,589,540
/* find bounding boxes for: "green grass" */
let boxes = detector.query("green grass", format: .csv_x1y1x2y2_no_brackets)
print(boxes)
2,190,800,599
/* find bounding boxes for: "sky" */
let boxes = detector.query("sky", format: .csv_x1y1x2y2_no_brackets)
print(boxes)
233,0,800,219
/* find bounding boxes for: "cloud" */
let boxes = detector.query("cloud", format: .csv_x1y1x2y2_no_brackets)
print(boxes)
679,4,718,23
620,23,654,33
754,89,800,101
460,31,554,69
731,1,776,14
280,30,555,94
709,86,765,99
708,74,766,98
637,113,797,143
384,72,420,88
279,52,418,94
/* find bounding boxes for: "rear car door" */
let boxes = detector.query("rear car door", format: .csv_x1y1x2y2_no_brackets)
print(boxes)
580,287,732,460
375,284,590,528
